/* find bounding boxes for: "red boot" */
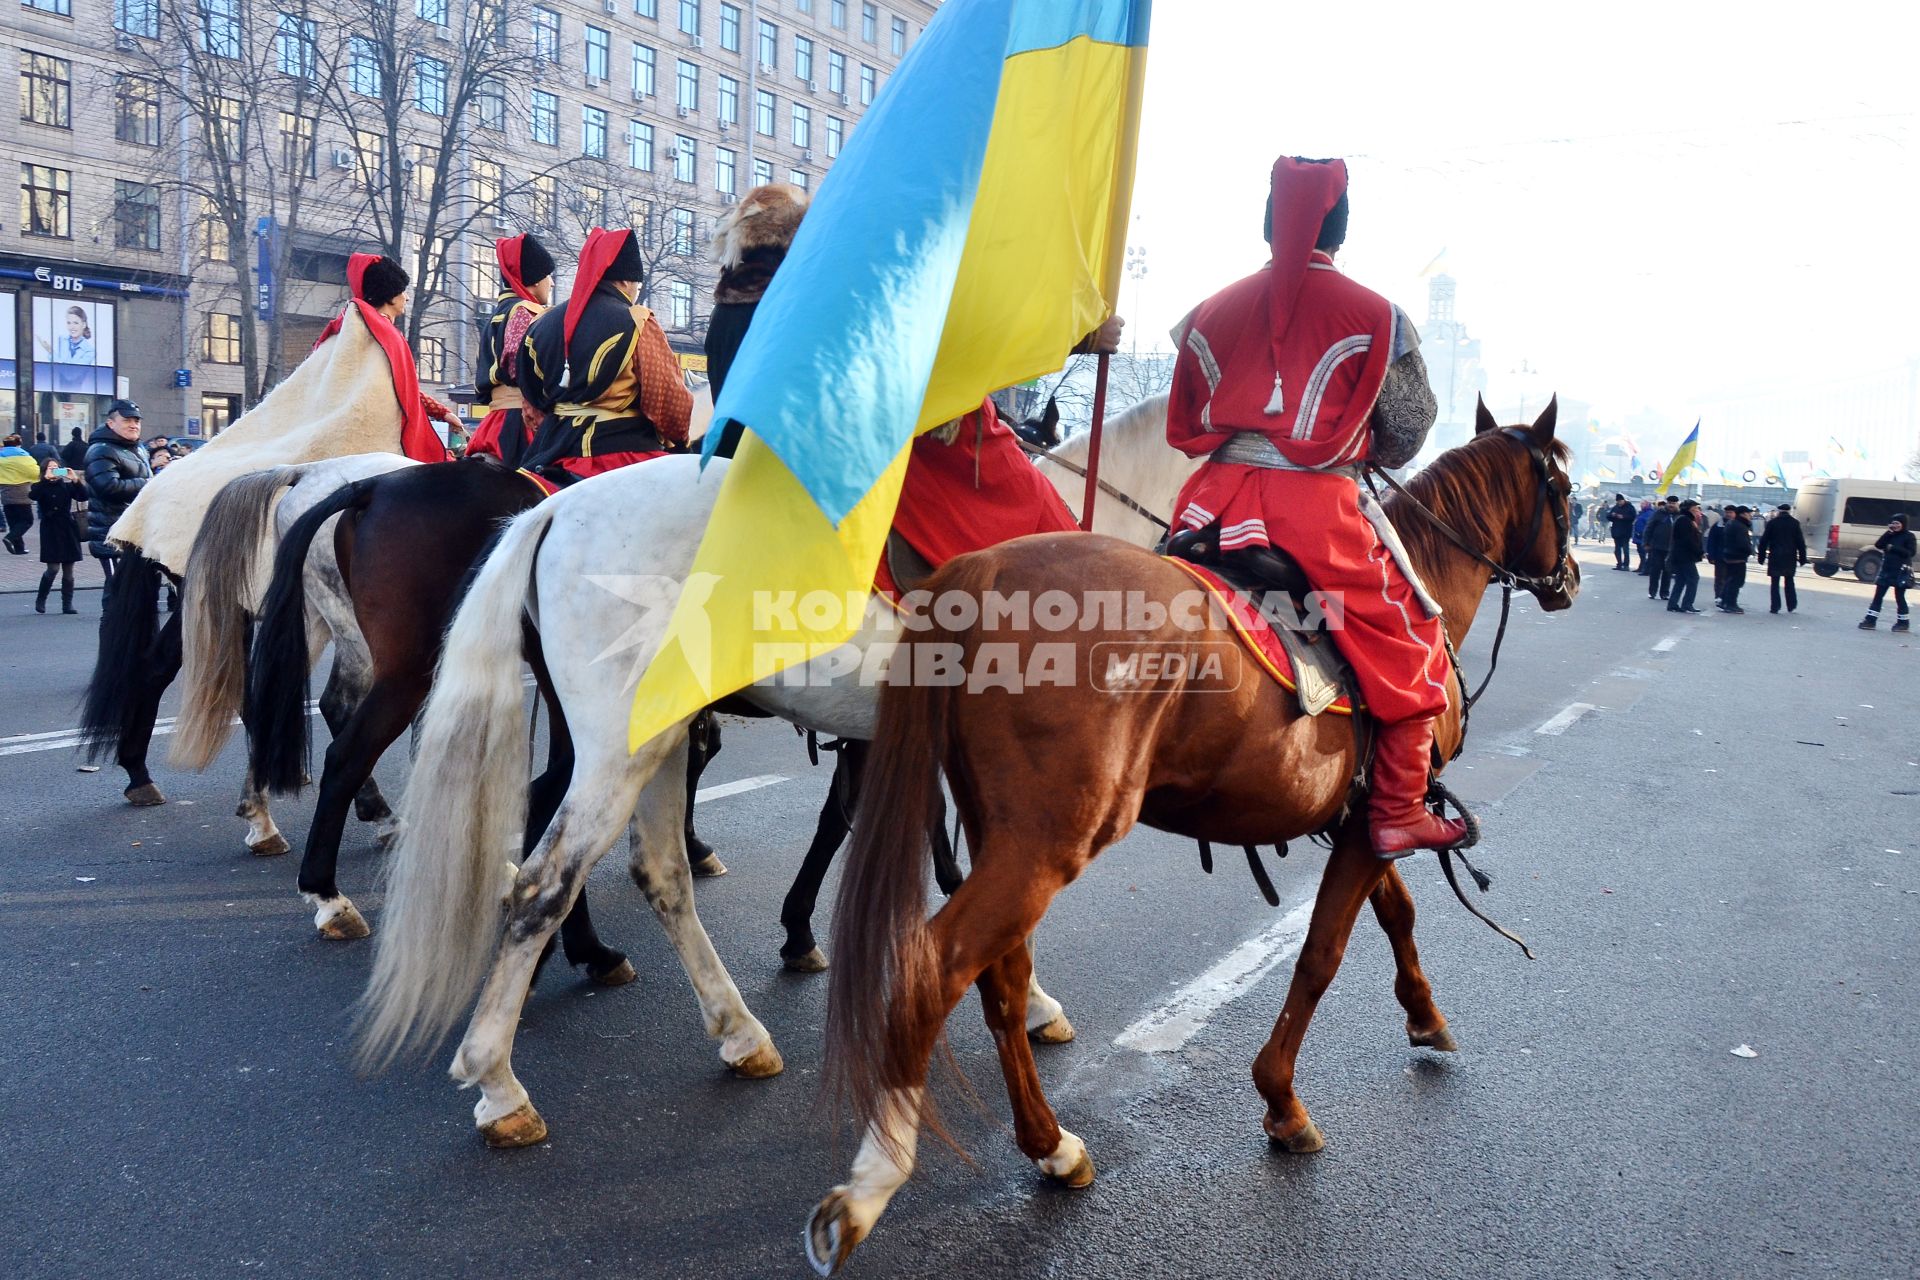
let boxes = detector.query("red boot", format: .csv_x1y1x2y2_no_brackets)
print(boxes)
1368,718,1469,859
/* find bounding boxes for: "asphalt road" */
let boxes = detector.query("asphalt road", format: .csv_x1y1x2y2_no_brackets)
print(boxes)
1,542,1914,1279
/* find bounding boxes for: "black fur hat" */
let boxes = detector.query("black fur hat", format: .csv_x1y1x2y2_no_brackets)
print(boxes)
519,234,556,286
606,230,643,282
361,255,409,307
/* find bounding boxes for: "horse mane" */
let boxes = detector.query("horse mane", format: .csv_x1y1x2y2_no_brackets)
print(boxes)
1391,428,1571,571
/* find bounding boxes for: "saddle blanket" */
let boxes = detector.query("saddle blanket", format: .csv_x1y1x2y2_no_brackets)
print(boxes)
1164,557,1358,716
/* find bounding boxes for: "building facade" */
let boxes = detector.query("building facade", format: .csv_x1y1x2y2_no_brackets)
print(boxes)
2,0,935,443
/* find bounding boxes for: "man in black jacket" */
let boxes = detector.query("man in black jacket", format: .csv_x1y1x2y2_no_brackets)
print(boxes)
1858,514,1915,632
1666,499,1705,613
83,400,151,605
1642,495,1677,600
1607,494,1635,569
60,426,87,471
1717,506,1754,613
1757,503,1807,613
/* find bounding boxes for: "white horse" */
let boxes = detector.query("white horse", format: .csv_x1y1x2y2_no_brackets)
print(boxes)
359,394,1194,1147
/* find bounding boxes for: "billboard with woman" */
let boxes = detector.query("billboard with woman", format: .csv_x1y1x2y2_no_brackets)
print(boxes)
32,296,116,395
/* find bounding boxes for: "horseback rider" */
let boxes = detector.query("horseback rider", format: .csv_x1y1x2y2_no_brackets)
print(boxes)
705,183,809,458
313,252,456,463
519,227,693,482
1164,155,1467,859
466,234,556,468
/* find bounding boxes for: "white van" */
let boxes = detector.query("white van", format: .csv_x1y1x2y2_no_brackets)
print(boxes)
1795,478,1920,581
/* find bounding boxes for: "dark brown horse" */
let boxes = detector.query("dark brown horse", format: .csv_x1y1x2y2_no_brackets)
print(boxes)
806,402,1577,1272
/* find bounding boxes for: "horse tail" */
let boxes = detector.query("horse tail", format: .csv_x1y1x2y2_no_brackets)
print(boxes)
171,468,302,771
356,499,555,1071
80,546,164,763
245,478,377,795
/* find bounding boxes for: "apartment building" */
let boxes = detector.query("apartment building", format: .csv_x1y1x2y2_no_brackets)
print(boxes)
2,0,936,441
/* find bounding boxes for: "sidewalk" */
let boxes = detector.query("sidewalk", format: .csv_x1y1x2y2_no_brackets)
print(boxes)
0,542,106,595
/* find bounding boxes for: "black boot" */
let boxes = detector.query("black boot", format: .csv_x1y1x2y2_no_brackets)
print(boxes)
35,570,52,613
61,582,76,614
1894,618,1912,634
1858,615,1878,630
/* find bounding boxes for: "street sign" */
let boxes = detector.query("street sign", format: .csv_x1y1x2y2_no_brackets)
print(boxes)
172,368,192,388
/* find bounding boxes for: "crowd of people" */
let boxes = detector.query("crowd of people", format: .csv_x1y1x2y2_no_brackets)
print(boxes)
1597,491,1912,629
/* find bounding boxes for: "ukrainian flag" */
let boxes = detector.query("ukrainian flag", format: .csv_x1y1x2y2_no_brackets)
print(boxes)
629,0,1152,749
1656,421,1699,496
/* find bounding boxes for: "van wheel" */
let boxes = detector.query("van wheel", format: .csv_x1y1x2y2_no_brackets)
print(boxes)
1812,564,1839,578
1853,551,1883,584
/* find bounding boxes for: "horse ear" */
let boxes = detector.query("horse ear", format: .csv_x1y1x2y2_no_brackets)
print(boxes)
1474,394,1499,435
1530,395,1559,444
1041,394,1060,432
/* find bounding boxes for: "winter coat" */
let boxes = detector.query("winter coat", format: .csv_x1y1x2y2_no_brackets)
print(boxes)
1608,501,1636,538
1642,509,1675,554
1668,515,1705,566
1632,507,1654,543
1705,520,1726,563
30,474,86,564
1874,526,1917,584
1720,517,1754,561
60,433,88,470
1757,514,1807,573
83,425,150,555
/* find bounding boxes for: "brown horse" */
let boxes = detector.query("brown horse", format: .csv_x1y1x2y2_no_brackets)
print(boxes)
806,401,1577,1273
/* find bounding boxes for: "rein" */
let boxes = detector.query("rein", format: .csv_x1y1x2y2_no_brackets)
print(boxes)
1019,437,1171,532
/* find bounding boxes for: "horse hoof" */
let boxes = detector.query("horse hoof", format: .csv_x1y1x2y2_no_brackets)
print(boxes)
783,947,829,973
1029,1014,1077,1045
1410,1025,1459,1052
1040,1147,1096,1189
690,852,729,878
804,1189,865,1277
372,824,401,851
1264,1111,1325,1154
480,1101,548,1149
317,904,371,940
730,1040,785,1079
125,783,166,807
249,834,290,858
590,957,637,987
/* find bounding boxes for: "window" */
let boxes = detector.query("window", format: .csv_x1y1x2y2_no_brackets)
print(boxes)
827,50,846,94
279,111,316,177
581,105,607,158
859,64,875,105
717,75,739,126
409,144,438,202
794,36,814,83
414,57,448,115
861,2,876,43
470,158,501,207
416,0,447,24
677,0,698,37
825,114,843,158
788,168,809,191
20,54,71,129
754,89,775,136
758,20,778,68
418,336,446,382
575,183,608,226
475,0,505,45
475,79,505,131
353,129,383,186
675,59,699,112
585,25,609,79
115,76,160,146
715,146,735,197
830,0,846,30
631,43,656,95
718,3,739,52
205,95,245,164
199,0,241,59
671,207,693,255
529,173,557,227
117,0,158,39
201,394,237,436
628,119,653,169
532,7,561,64
673,134,696,183
531,90,558,145
890,16,906,55
349,38,382,96
204,313,243,364
198,198,229,262
667,280,693,330
112,181,161,251
24,0,71,15
275,15,317,79
634,0,655,16
796,0,811,12
752,158,772,186
791,103,811,148
21,164,69,238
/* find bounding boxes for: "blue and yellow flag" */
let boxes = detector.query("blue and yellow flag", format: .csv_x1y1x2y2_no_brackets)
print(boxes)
628,0,1151,749
1656,421,1700,496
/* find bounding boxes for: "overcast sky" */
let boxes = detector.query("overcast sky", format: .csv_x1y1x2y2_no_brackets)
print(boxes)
1121,0,1919,468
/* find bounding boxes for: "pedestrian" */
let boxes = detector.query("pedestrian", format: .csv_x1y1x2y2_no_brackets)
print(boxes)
1607,494,1635,569
1717,505,1753,613
1642,495,1677,600
143,435,172,462
1704,504,1734,603
84,399,152,606
1568,495,1584,545
0,433,38,554
24,428,59,469
29,456,85,614
60,427,86,471
1757,502,1807,613
1632,499,1654,572
1857,513,1914,632
1667,499,1705,613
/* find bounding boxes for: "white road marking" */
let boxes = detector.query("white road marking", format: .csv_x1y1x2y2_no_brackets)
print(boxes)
1115,898,1316,1054
1535,702,1597,736
1651,632,1684,652
693,774,788,803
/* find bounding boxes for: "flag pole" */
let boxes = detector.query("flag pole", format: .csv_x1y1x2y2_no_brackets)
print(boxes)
1080,353,1110,531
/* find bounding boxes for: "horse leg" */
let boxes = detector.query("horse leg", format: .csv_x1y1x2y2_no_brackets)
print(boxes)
120,610,183,806
1370,864,1456,1051
978,935,1093,1184
235,599,331,857
318,659,394,834
779,741,862,972
628,732,781,1078
1251,820,1393,1153
296,676,422,940
684,709,726,877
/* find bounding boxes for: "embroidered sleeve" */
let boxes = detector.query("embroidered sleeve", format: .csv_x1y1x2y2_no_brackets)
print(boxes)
1368,345,1437,469
634,312,693,446
501,304,539,378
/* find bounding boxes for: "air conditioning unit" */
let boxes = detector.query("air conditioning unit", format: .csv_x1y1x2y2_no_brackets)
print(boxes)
114,33,138,52
676,104,690,117
330,147,355,170
664,147,679,160
687,34,703,49
602,0,616,10
632,87,649,101
432,24,451,41
801,148,813,162
759,61,776,75
836,92,849,106
586,74,603,88
804,80,818,93
717,120,730,134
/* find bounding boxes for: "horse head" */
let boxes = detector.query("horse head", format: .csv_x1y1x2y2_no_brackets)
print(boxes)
1472,394,1579,611
1012,394,1062,450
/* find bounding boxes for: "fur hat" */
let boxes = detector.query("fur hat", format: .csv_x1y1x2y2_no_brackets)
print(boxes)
710,183,809,269
518,234,556,286
605,229,643,281
360,255,409,308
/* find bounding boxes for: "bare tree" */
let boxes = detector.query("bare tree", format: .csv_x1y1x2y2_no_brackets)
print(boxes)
1047,347,1176,434
544,161,717,334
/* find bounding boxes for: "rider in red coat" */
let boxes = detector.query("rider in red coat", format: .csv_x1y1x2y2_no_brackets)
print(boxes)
1166,156,1464,858
313,253,456,463
466,234,555,467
